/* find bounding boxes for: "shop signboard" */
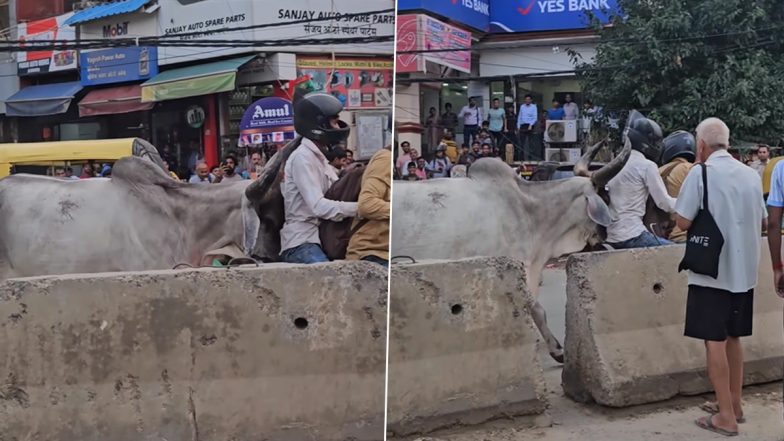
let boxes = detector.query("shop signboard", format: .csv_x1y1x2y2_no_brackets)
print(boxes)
158,0,394,65
239,97,296,146
397,0,489,32
395,14,423,73
80,47,159,86
17,12,78,75
296,58,393,109
422,16,472,74
158,0,255,65
489,0,620,33
266,0,395,54
80,12,159,41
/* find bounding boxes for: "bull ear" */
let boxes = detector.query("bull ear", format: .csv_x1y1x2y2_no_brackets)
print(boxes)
586,193,613,227
242,195,260,256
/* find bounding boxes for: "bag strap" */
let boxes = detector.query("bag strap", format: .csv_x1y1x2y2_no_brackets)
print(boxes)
700,162,709,209
350,218,369,236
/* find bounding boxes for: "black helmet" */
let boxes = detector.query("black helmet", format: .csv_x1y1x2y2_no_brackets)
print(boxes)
294,92,350,146
660,130,696,165
624,110,663,162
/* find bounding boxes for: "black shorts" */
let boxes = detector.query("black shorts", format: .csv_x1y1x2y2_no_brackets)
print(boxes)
684,285,754,341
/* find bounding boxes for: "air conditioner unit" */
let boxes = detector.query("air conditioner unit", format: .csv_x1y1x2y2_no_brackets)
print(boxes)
545,148,582,163
544,120,578,143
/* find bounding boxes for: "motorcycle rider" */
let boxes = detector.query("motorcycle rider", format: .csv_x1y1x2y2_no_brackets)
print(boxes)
658,130,697,242
279,92,358,264
605,110,677,248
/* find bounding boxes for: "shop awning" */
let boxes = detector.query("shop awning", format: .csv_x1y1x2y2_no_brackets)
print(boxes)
5,81,83,117
64,0,151,26
78,84,153,117
140,55,256,103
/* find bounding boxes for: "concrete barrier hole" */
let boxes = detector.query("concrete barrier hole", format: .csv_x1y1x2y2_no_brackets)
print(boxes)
653,283,663,294
294,317,309,329
451,304,463,315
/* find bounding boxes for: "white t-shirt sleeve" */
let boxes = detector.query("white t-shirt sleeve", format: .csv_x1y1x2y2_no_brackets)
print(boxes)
675,164,702,221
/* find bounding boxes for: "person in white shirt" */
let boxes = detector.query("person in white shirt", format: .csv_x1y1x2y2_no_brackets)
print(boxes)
676,118,766,437
458,97,482,146
517,94,538,160
605,110,676,248
279,92,358,264
748,145,769,179
563,93,579,120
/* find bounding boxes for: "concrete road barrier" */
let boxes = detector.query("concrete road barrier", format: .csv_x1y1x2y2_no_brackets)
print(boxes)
563,242,784,407
0,262,387,441
387,257,547,436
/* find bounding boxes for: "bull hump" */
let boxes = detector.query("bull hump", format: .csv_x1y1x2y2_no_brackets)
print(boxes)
467,158,519,181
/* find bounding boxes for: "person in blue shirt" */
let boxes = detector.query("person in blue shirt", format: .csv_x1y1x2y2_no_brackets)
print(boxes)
517,94,538,161
546,99,565,120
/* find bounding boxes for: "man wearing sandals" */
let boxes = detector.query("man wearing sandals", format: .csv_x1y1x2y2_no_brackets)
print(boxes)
675,118,767,437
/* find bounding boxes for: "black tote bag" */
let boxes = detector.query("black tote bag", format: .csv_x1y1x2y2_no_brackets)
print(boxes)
678,163,724,278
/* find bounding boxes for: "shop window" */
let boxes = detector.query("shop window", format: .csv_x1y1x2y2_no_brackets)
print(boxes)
59,122,103,141
554,92,583,107
11,165,50,176
226,84,275,154
440,83,468,129
490,81,505,103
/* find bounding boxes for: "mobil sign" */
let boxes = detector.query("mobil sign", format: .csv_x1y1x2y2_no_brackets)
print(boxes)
397,0,489,31
490,0,620,33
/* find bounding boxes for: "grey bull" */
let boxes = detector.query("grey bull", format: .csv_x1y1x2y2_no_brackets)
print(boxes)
391,139,632,362
0,138,299,280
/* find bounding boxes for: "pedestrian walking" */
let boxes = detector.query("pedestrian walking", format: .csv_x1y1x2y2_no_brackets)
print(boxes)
675,118,767,437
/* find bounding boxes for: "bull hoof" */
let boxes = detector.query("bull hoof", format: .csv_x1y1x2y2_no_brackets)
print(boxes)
550,351,564,364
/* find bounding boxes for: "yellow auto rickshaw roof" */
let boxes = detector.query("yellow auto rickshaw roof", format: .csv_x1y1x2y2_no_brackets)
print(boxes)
0,138,139,164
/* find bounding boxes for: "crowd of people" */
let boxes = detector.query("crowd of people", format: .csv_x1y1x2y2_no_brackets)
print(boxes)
422,94,606,164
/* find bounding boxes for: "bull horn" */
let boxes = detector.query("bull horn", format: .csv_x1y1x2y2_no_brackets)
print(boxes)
573,138,607,177
245,136,303,202
591,137,632,190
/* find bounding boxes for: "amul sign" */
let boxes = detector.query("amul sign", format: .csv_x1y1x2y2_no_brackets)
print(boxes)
240,97,294,130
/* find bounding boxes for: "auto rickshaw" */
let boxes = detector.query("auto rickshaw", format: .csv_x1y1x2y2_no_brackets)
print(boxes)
0,138,165,179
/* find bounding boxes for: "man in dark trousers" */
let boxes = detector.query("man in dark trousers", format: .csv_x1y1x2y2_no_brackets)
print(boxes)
675,118,766,437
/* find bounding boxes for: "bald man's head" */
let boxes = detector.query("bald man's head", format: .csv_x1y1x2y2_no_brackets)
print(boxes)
196,162,210,179
696,118,730,150
695,118,730,161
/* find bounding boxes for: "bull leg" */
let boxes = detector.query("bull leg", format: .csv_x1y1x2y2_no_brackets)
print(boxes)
527,266,564,363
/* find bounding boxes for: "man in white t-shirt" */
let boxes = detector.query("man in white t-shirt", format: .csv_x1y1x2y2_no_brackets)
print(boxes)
458,97,482,146
675,118,767,437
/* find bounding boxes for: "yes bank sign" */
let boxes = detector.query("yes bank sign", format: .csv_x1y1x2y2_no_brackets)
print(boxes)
490,0,620,33
398,0,490,31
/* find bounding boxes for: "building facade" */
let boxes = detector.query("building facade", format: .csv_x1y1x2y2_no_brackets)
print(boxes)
2,0,394,180
395,0,618,162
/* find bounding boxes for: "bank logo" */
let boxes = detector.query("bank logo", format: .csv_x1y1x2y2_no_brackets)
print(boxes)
517,0,612,15
450,0,490,16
